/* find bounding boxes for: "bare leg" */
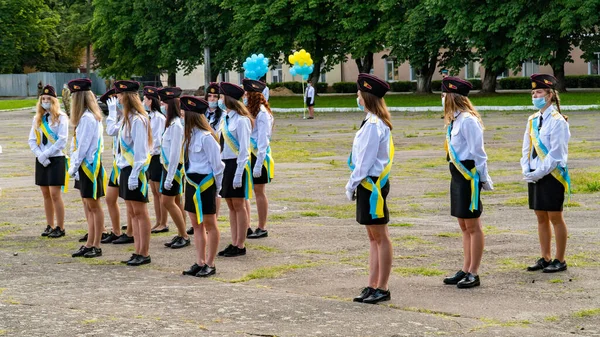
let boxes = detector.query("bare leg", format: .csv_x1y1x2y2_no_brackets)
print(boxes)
126,201,140,253
189,212,206,265
366,227,379,288
85,198,104,247
150,181,166,230
368,225,393,290
49,186,64,230
162,194,187,239
548,211,568,262
463,218,484,275
230,198,248,248
458,218,471,272
535,211,552,261
246,199,251,230
226,198,238,245
131,201,151,256
254,184,268,230
105,186,122,235
40,186,55,228
203,214,219,266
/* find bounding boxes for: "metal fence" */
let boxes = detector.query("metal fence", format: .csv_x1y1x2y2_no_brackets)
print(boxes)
0,72,107,97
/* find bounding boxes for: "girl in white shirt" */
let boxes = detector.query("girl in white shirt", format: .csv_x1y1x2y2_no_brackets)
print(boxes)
28,85,68,238
180,96,225,277
112,80,153,266
522,74,571,274
441,77,493,289
346,74,393,305
67,79,106,259
243,79,274,239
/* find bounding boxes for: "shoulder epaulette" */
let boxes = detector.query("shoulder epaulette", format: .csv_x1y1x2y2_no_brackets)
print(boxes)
528,112,541,121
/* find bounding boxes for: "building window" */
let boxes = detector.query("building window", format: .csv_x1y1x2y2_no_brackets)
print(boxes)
239,72,244,84
588,52,600,75
272,64,283,83
385,59,398,82
220,72,229,82
497,69,510,79
320,72,326,83
409,65,417,82
465,61,481,79
522,60,539,77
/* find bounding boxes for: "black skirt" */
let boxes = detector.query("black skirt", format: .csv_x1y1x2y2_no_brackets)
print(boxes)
119,166,149,203
185,173,217,215
220,159,248,199
250,153,271,185
305,97,315,107
148,155,162,182
450,160,483,219
78,164,105,199
35,156,66,186
528,171,565,211
356,177,390,225
160,164,184,196
108,165,119,188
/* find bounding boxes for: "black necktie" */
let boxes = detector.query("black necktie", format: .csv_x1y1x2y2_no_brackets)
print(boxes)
532,115,543,159
184,142,189,171
360,118,367,128
219,115,228,152
42,114,49,145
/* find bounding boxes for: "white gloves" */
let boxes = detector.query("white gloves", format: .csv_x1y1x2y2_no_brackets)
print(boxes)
74,171,79,181
38,152,48,164
164,180,173,191
481,175,494,191
128,174,139,191
253,164,262,178
346,189,356,201
68,166,77,178
523,172,536,184
107,97,118,116
233,174,243,189
41,159,51,167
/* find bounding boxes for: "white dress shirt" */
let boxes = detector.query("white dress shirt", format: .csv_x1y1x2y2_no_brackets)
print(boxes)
70,110,103,171
161,117,183,185
149,110,166,155
520,105,570,176
262,86,270,101
116,113,150,179
186,128,225,192
345,112,392,192
220,110,252,177
305,85,315,104
105,110,123,157
448,111,489,182
28,111,69,158
250,105,274,168
205,107,221,131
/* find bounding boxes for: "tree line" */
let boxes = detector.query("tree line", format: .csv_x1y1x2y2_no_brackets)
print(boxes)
2,0,600,93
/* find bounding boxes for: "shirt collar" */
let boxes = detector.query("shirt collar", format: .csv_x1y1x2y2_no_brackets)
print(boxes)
226,110,237,118
541,105,554,119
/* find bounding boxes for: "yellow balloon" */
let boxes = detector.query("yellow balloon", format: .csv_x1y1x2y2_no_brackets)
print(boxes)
307,59,313,66
288,54,295,64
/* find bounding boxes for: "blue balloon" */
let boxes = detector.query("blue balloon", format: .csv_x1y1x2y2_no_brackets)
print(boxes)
302,74,309,81
289,68,297,77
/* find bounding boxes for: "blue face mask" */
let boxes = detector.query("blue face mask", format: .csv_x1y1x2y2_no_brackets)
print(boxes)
532,97,546,110
160,106,167,114
218,99,227,111
356,97,364,111
243,97,248,106
208,101,218,109
116,102,123,111
144,103,150,112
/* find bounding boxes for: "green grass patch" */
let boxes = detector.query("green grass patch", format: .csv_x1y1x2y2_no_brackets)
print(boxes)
270,213,292,221
569,251,600,267
228,262,319,283
245,243,280,253
503,196,529,206
423,190,448,198
570,170,600,193
392,266,445,277
496,258,528,271
483,225,510,235
436,232,461,238
388,222,414,228
572,308,600,318
0,99,38,110
565,201,581,207
544,315,559,322
314,203,355,219
275,196,316,203
300,211,319,217
549,279,564,284
392,235,432,247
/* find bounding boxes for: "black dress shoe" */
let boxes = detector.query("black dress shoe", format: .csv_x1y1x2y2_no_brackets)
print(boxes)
72,246,93,257
171,236,191,249
112,234,134,244
247,228,268,239
353,287,376,303
121,225,127,230
186,227,194,235
151,227,169,234
223,246,246,257
196,264,216,277
246,228,253,238
127,255,151,266
543,259,567,273
218,244,235,256
183,263,204,276
527,257,552,271
164,236,180,247
457,273,480,289
121,254,139,264
41,225,53,237
443,270,467,285
78,233,88,242
363,288,391,304
100,232,119,244
84,247,102,258
48,227,65,238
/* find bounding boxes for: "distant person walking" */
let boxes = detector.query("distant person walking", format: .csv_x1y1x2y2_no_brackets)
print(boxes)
305,79,315,119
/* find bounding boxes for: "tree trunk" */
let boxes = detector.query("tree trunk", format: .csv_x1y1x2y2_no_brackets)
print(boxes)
481,68,499,93
551,38,569,93
210,63,220,82
552,65,567,93
354,52,374,74
168,72,176,86
415,56,437,94
86,44,91,78
310,61,321,89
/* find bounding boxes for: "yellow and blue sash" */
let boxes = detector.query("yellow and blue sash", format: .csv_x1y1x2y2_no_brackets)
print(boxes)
250,138,274,181
35,115,69,193
159,146,184,194
74,132,107,200
119,126,151,197
109,136,120,185
445,124,480,212
529,115,571,200
220,117,253,199
184,171,215,224
347,135,394,219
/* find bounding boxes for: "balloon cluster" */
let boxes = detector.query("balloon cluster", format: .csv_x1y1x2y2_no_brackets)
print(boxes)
288,49,314,81
243,54,269,81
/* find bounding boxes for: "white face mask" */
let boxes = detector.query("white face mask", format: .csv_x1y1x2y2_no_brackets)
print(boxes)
41,102,51,110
